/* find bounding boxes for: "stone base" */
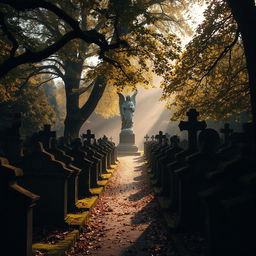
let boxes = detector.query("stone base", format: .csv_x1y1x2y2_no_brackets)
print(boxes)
117,143,140,156
117,130,140,156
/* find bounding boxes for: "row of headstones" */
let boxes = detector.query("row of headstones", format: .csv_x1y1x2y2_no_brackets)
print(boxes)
144,108,255,256
1,115,117,256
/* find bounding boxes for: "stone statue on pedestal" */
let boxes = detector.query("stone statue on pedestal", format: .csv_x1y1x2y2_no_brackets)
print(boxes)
117,91,140,156
117,91,137,131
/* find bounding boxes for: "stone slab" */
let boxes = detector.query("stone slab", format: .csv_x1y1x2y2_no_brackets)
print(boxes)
118,151,141,156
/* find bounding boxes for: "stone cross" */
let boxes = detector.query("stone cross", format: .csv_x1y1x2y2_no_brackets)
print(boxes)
83,129,95,144
220,123,233,145
38,124,56,150
178,108,207,150
144,134,150,142
151,135,155,141
155,131,166,144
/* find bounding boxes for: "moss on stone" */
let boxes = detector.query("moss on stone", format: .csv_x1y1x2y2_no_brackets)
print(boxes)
32,230,79,256
90,187,104,195
65,211,90,226
76,196,98,209
101,173,112,179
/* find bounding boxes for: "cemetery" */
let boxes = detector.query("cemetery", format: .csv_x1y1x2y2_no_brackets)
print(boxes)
1,1,256,256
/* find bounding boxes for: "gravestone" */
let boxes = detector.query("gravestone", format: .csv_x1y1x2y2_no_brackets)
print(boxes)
48,137,81,212
220,123,233,145
179,108,207,151
38,124,56,150
1,157,40,256
20,141,72,226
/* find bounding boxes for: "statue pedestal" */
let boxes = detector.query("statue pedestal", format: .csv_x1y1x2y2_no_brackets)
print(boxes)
117,129,140,156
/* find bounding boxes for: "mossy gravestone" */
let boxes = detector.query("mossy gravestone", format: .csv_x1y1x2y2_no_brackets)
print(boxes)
1,157,39,256
20,141,72,226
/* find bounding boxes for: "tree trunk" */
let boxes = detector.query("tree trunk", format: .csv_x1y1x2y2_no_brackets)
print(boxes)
63,60,107,141
227,0,256,151
63,60,84,140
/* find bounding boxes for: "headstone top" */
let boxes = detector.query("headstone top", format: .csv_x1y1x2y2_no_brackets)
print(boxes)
144,134,150,142
82,129,95,144
198,128,220,153
170,135,180,147
151,135,155,141
178,108,206,150
155,131,166,144
38,124,56,150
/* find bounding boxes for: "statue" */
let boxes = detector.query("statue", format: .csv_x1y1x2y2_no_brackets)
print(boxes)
117,91,138,130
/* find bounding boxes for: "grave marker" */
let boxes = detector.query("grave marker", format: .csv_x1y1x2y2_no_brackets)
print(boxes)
178,108,207,150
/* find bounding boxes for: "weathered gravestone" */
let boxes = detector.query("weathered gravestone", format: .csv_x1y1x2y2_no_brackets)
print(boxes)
37,124,56,150
103,135,117,164
163,108,207,213
147,131,166,171
178,108,207,151
199,123,256,256
154,135,183,196
220,123,233,146
67,138,93,198
48,137,81,212
174,128,221,230
81,131,102,188
1,157,40,256
20,140,72,226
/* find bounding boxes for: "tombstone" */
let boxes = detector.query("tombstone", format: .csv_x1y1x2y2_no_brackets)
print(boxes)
37,124,56,150
144,134,150,142
174,128,221,230
90,138,109,174
19,141,72,226
143,134,150,155
67,138,93,198
1,157,40,256
220,123,233,145
83,129,95,144
48,137,81,212
178,108,207,151
1,113,24,165
155,131,166,144
81,133,102,188
155,135,183,196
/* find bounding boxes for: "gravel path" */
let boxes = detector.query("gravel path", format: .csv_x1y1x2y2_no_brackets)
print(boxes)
67,155,180,256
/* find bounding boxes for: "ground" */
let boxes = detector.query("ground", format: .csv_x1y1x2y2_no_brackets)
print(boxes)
66,155,181,256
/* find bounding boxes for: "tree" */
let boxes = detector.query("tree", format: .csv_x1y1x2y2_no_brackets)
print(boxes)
0,0,127,77
0,65,56,136
1,0,191,139
161,0,250,121
225,0,256,148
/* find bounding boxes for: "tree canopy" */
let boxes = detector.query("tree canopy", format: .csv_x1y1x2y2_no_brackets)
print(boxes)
161,0,250,121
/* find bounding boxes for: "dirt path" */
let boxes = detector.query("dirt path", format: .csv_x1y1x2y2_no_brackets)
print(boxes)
67,155,180,256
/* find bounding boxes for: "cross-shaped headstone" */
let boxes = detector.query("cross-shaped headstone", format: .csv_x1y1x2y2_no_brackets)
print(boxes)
144,134,150,142
155,131,166,144
83,129,95,144
220,123,233,145
38,124,56,150
178,109,207,150
151,135,155,141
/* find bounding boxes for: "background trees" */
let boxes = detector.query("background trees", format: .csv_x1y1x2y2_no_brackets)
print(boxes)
1,0,192,139
161,0,249,121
